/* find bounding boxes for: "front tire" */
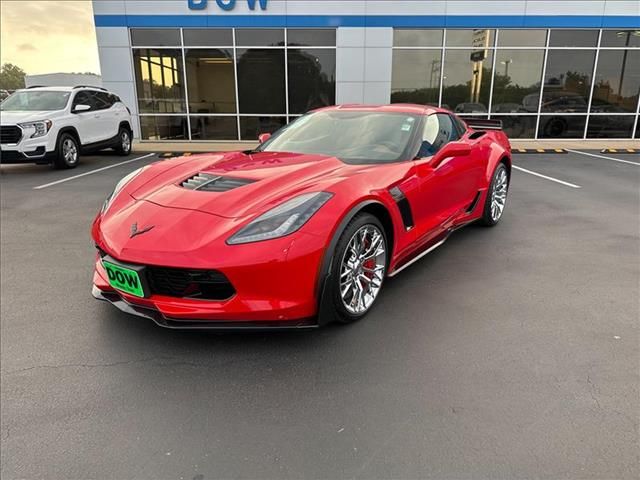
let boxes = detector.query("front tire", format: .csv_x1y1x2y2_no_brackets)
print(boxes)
53,133,80,169
481,163,509,226
330,213,388,324
115,128,132,156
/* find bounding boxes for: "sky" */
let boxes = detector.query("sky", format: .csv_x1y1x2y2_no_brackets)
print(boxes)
0,0,100,75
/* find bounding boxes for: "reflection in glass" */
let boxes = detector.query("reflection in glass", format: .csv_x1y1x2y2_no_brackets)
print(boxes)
393,29,443,47
446,29,494,47
442,49,493,113
140,116,188,140
587,115,635,138
240,116,287,140
491,50,544,113
236,49,286,114
133,49,186,113
591,50,640,113
288,49,336,114
491,116,537,138
538,115,586,138
497,30,546,47
235,29,285,46
190,116,238,140
183,29,233,46
541,50,595,112
131,29,181,46
548,30,598,47
600,30,640,48
287,29,336,46
391,50,441,106
185,49,236,114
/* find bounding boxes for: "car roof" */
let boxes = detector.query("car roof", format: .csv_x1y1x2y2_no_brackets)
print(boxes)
316,104,447,116
17,86,105,93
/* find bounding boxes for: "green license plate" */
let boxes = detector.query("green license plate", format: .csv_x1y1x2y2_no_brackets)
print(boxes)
102,261,145,298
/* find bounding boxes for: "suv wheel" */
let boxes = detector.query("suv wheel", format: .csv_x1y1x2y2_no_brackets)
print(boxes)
115,128,132,156
54,133,80,169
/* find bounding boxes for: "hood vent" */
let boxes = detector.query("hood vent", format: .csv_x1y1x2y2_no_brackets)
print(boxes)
181,173,256,192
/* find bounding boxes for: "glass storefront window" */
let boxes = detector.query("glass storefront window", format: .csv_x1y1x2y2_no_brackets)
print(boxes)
591,50,640,113
587,115,635,138
600,30,640,48
133,49,186,113
239,116,287,140
393,29,444,47
497,30,546,47
288,49,336,114
185,49,236,114
446,29,494,48
236,48,286,114
548,30,598,47
491,116,537,138
538,115,587,138
183,29,233,46
491,50,544,113
541,50,595,113
190,116,238,140
140,116,188,140
287,29,336,47
391,50,441,106
131,29,181,47
236,29,285,46
442,49,493,114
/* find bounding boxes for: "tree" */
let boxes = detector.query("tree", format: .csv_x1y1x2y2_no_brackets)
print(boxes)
0,63,26,90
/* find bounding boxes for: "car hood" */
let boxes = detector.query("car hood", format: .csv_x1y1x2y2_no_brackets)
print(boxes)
0,111,60,124
131,151,354,219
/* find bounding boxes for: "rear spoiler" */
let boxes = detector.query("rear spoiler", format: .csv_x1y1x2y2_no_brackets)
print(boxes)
465,119,503,131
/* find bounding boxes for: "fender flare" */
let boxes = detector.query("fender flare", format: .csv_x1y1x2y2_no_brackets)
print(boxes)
315,199,391,326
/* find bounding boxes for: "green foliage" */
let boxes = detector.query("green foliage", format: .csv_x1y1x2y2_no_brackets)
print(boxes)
0,63,26,90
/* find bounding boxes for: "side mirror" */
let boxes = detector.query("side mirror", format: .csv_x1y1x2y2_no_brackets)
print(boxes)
258,133,272,144
430,142,471,167
73,104,91,113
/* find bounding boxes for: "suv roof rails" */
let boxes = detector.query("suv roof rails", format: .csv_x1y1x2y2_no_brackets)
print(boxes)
26,85,46,89
73,85,107,91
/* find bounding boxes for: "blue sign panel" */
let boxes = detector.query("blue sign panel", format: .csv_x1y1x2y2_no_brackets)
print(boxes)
188,0,268,11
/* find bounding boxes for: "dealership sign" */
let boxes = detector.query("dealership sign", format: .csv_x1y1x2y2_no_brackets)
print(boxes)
188,0,268,10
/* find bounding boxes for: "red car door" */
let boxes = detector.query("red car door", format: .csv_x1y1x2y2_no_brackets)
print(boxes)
410,113,482,245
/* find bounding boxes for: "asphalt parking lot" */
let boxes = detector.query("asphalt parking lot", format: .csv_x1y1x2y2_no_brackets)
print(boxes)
1,149,638,479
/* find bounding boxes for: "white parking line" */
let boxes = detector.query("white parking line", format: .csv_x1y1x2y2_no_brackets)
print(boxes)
33,153,156,190
565,149,640,166
513,165,582,189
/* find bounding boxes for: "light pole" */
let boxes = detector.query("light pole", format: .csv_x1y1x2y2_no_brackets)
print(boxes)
500,59,513,78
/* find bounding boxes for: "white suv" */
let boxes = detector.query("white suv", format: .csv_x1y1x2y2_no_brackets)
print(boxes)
0,86,133,169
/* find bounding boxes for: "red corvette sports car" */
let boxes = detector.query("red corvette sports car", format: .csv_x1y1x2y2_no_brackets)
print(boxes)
92,104,511,330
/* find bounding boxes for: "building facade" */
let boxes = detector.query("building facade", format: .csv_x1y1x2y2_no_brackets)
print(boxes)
92,0,640,142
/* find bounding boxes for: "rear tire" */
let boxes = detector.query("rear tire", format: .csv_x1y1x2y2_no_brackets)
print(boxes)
480,163,509,226
330,213,388,324
53,133,80,169
115,127,132,156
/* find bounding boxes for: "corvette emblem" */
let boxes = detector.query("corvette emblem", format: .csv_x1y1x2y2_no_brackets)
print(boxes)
130,222,154,238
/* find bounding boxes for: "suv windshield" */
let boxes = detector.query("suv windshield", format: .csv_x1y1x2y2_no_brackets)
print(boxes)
1,91,71,111
258,111,421,163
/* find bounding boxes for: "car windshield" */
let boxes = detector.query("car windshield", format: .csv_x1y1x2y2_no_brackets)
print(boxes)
258,111,421,163
1,91,71,111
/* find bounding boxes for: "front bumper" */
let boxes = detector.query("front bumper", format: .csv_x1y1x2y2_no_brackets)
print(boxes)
0,130,56,164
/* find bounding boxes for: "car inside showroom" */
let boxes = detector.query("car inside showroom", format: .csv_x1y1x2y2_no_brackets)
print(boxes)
93,0,640,142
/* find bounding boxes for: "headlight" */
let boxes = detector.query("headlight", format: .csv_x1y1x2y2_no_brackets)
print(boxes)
227,192,333,245
101,167,145,214
18,120,52,138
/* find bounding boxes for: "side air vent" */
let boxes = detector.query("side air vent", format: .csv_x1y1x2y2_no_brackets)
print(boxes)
181,173,256,192
389,186,415,231
468,131,486,140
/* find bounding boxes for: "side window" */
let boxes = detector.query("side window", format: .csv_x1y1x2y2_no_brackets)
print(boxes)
452,115,467,137
419,114,460,157
72,91,92,111
93,92,111,110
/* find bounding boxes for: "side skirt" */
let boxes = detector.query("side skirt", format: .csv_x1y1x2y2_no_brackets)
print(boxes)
387,233,449,278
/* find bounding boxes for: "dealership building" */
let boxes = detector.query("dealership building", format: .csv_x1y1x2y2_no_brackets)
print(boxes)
92,0,640,142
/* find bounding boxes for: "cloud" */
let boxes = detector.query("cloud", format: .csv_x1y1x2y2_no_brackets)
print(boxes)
17,43,36,52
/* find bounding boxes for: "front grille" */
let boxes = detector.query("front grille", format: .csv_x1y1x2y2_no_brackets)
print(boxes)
0,126,22,144
146,266,235,300
181,173,256,192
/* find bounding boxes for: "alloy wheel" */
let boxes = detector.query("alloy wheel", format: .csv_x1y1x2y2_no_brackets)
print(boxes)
121,131,131,153
63,139,78,165
491,168,508,222
339,225,386,315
